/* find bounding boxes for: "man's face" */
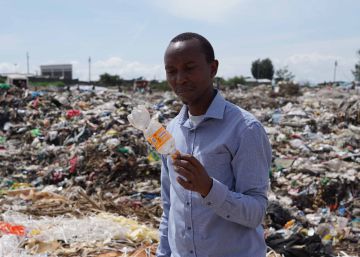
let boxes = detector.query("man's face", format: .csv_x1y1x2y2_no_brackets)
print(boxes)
164,39,218,106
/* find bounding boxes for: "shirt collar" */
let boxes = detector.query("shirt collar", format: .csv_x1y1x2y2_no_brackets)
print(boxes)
178,90,226,126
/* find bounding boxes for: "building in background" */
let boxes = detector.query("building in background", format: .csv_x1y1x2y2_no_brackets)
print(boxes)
40,64,72,80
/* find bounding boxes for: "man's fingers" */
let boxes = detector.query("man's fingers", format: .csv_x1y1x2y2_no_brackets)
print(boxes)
174,166,193,180
176,176,193,190
178,154,201,168
171,150,181,160
173,159,194,170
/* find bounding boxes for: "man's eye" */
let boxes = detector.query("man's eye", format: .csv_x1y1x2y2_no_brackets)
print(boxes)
166,70,176,74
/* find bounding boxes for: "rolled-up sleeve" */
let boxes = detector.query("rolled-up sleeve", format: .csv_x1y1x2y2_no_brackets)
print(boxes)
201,122,271,228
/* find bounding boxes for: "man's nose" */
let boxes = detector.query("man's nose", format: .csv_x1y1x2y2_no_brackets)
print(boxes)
176,71,187,84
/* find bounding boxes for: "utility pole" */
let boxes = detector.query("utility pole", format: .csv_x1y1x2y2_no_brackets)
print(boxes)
333,60,337,82
26,52,30,75
88,57,91,83
89,56,95,90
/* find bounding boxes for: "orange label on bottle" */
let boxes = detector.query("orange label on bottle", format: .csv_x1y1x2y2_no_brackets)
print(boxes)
147,126,172,150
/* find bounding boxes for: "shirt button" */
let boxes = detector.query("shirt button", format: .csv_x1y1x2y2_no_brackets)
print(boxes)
186,202,190,205
187,226,191,230
207,202,212,205
190,250,194,254
226,215,230,218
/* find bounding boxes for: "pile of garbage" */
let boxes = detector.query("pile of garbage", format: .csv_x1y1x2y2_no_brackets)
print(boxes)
0,86,165,192
0,84,359,256
227,85,359,256
0,85,167,256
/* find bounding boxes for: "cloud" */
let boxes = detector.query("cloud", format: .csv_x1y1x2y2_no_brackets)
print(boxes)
74,57,164,81
219,51,356,83
276,53,355,82
152,0,245,22
286,53,339,65
0,62,22,74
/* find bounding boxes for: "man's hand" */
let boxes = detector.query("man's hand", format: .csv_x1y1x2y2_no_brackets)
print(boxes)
172,153,213,197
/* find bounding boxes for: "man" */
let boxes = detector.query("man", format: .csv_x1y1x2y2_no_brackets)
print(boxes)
157,32,272,257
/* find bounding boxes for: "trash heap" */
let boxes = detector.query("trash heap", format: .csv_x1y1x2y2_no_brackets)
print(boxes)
0,85,167,256
0,86,163,191
226,85,359,256
0,84,359,256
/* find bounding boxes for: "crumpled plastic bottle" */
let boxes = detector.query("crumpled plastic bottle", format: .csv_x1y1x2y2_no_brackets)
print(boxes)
128,105,177,155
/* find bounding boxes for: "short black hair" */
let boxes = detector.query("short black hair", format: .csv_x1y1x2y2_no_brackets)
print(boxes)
170,32,215,63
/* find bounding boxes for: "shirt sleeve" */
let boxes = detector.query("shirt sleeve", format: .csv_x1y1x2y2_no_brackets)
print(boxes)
156,155,172,257
201,122,272,228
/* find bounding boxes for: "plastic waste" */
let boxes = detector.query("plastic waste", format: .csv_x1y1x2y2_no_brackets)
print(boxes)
106,138,120,150
31,128,41,137
0,221,26,236
338,201,346,216
272,109,282,124
32,97,40,109
48,131,58,141
0,136,5,145
0,235,47,257
316,223,334,245
69,156,78,174
289,139,310,152
127,105,177,155
117,146,133,154
336,216,348,230
0,83,11,90
66,109,81,119
31,91,45,98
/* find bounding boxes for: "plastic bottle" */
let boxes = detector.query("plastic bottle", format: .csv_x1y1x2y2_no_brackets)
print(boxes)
337,201,346,216
272,108,282,124
128,105,177,155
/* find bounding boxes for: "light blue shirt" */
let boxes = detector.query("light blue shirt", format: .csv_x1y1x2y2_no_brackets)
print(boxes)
157,90,272,257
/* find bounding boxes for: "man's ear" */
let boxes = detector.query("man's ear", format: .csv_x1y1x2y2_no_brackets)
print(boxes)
210,60,219,78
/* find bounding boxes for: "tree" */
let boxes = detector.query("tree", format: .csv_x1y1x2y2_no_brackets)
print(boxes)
227,76,246,88
215,76,246,89
99,73,123,86
99,73,111,85
275,66,295,83
251,58,274,80
353,49,360,81
261,58,274,80
251,59,261,80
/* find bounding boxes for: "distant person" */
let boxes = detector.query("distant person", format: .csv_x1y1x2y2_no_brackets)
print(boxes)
157,32,272,257
20,80,26,89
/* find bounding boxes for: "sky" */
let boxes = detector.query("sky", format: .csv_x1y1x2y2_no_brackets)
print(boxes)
0,0,359,83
